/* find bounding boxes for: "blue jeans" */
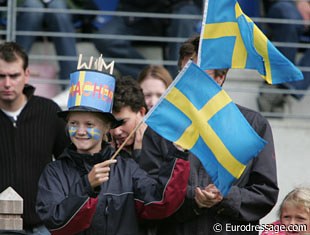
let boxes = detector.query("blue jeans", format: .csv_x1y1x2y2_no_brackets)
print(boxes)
16,0,77,81
267,1,310,98
25,225,50,235
93,2,201,79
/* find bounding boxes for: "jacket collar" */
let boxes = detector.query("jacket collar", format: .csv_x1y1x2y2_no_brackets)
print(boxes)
59,142,115,165
23,84,35,99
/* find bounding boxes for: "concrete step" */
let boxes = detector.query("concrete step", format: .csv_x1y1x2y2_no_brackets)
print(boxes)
225,69,310,118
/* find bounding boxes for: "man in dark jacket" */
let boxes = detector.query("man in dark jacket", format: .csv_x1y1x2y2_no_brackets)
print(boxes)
138,35,279,235
0,42,69,234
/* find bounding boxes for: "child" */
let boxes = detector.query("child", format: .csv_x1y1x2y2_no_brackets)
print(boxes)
262,187,310,235
35,68,190,235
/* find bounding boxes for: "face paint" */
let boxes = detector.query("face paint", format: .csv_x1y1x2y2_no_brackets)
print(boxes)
86,127,102,140
68,126,78,137
68,126,102,140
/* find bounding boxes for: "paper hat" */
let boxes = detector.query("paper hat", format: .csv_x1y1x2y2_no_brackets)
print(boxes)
58,69,122,128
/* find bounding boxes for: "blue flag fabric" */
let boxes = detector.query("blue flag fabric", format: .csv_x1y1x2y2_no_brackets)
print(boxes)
198,0,303,84
144,61,267,196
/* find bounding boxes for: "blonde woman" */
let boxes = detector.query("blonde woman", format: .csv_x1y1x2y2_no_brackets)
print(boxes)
138,65,173,111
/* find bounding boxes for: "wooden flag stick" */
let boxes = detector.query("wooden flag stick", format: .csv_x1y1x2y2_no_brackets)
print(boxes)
110,119,145,160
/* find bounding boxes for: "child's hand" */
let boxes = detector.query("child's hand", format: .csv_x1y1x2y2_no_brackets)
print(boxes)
88,159,117,188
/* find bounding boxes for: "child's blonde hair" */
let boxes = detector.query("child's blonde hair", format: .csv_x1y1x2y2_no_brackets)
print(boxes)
278,187,310,218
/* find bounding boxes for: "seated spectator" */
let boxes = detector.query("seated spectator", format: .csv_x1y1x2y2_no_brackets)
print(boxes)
15,0,77,82
67,0,117,34
257,0,310,113
137,65,173,110
262,187,310,235
92,0,203,79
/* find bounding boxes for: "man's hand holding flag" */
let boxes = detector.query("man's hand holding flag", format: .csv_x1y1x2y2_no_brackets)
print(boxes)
144,61,266,196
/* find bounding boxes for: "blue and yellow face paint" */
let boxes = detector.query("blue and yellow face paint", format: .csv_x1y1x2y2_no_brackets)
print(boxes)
68,126,102,140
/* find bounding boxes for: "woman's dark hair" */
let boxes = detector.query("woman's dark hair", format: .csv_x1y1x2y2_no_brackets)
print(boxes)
178,35,228,77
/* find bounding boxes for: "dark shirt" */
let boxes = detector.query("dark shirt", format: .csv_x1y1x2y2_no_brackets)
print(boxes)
0,85,69,229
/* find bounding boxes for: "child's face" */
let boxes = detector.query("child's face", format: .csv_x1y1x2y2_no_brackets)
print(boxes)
280,202,310,235
67,112,109,155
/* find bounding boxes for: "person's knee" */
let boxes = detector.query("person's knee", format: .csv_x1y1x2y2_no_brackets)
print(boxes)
21,0,44,8
268,2,299,20
93,38,123,53
173,2,201,15
48,0,68,9
93,20,130,50
19,12,44,24
49,13,74,25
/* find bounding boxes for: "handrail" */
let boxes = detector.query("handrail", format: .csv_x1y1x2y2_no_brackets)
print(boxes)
1,2,309,120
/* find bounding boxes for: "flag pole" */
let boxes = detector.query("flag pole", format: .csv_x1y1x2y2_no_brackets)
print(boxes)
110,62,191,160
110,119,145,160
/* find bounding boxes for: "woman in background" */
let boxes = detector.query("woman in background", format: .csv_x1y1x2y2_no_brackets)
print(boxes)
138,65,173,111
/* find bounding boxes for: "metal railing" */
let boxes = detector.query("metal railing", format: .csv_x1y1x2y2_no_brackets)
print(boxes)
1,0,309,119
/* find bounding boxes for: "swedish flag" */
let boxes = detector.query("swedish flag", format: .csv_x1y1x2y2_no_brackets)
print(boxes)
198,0,303,84
144,61,266,195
